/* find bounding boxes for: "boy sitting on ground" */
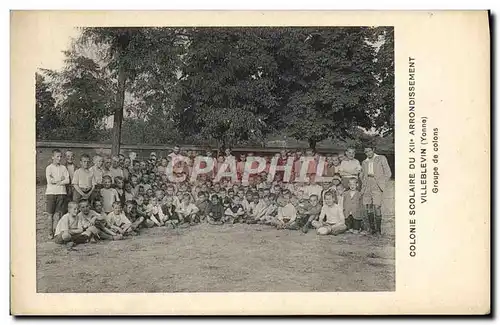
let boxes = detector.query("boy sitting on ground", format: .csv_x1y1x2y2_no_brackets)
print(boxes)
146,197,166,227
106,201,137,236
54,201,91,248
312,191,347,236
124,200,148,231
77,199,106,243
275,196,298,230
92,199,123,240
258,194,278,225
223,196,245,224
176,193,200,226
247,192,267,224
207,194,224,225
195,191,211,223
299,194,323,233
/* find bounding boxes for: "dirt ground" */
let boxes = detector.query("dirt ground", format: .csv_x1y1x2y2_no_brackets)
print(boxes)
36,182,395,293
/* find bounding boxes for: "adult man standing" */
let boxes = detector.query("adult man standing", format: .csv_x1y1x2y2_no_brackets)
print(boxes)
168,145,182,161
360,146,392,236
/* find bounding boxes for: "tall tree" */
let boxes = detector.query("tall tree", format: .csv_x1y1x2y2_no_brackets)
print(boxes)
35,72,59,140
175,27,279,149
369,27,395,136
79,27,183,154
269,27,380,150
41,53,112,140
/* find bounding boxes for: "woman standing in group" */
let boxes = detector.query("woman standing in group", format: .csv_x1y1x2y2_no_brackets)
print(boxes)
339,147,362,189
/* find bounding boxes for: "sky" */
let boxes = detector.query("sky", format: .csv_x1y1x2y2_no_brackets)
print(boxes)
37,26,80,71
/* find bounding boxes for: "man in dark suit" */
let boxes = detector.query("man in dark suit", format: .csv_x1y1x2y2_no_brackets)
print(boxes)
360,146,392,235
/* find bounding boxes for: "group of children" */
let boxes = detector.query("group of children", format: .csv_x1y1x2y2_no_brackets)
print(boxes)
44,147,382,248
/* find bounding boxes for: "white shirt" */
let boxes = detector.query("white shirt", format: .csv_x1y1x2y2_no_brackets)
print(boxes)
106,211,131,227
366,154,379,176
54,213,82,236
319,204,345,225
339,159,362,177
90,166,103,185
45,164,70,195
72,168,96,189
277,203,297,222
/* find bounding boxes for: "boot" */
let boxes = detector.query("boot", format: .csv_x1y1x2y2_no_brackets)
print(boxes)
375,217,382,235
368,214,376,234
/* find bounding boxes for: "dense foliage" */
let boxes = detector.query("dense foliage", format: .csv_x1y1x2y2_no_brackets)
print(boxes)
36,27,394,150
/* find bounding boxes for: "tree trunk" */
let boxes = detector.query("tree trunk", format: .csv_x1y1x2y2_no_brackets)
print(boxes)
111,59,127,156
308,138,317,151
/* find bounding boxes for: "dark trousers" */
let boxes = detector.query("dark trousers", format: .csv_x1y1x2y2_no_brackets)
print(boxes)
346,215,362,230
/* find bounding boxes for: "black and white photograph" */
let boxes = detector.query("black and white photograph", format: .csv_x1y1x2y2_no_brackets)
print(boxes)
35,26,395,293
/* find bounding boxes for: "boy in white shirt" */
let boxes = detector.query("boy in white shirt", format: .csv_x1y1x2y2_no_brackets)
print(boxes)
54,201,91,248
100,175,120,214
275,196,297,230
312,192,347,236
106,201,136,235
72,154,96,203
90,155,104,190
247,192,267,224
176,193,199,226
45,149,70,239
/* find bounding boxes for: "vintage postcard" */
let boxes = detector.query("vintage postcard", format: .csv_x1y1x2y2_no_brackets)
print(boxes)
10,10,490,315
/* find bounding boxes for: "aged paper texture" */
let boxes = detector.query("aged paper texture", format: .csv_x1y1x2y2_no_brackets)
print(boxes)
11,10,490,315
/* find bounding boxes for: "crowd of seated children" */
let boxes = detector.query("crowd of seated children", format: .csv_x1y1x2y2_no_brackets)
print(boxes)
44,146,386,248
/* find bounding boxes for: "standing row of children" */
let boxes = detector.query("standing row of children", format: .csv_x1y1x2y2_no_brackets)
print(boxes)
44,146,392,247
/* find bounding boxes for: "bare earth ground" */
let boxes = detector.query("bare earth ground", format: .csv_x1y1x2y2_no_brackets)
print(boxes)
36,182,395,293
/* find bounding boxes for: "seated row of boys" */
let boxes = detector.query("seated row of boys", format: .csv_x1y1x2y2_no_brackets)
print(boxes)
53,175,364,247
46,147,390,247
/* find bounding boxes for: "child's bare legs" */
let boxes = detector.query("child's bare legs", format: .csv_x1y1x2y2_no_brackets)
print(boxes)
301,215,315,233
54,230,89,245
316,223,346,236
286,220,299,230
265,216,274,225
165,219,179,228
190,213,199,225
150,214,162,227
330,223,347,235
132,217,145,230
144,219,156,228
311,220,323,229
97,229,122,240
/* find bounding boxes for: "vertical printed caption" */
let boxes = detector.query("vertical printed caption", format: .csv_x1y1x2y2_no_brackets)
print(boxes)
408,57,441,257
